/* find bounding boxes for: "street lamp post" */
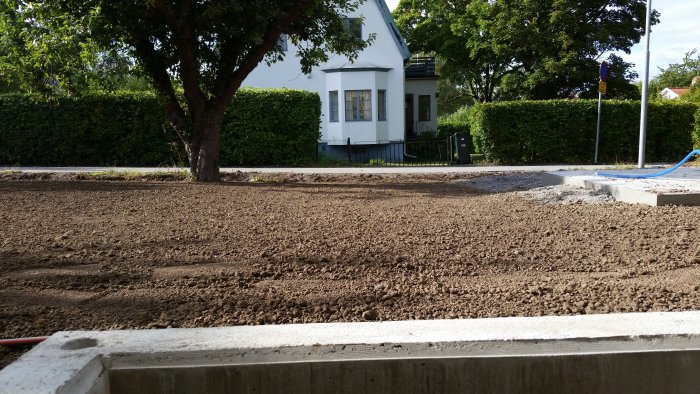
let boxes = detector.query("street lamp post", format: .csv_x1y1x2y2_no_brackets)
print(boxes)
638,0,653,169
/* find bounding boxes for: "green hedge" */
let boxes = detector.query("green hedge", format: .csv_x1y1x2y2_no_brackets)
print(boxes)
469,100,699,164
0,89,320,166
694,109,700,149
437,107,470,137
0,92,178,166
220,89,320,166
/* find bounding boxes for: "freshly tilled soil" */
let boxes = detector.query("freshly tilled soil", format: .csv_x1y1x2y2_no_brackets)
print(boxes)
1,172,700,368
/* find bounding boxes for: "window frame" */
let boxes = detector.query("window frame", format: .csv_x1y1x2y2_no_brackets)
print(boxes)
344,90,372,122
418,94,431,122
278,34,288,51
378,90,387,121
342,18,363,40
329,91,339,123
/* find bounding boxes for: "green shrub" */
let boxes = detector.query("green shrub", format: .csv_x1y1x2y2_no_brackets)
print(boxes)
694,109,700,148
469,100,699,164
0,89,320,166
220,88,320,166
0,92,178,166
437,106,471,138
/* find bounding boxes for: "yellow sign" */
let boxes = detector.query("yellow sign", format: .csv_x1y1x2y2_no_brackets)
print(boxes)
599,81,607,94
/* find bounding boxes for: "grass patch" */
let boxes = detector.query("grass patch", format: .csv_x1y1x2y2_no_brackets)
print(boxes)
79,169,190,181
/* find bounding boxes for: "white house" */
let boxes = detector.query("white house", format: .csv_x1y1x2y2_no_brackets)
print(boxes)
242,0,438,161
660,88,690,100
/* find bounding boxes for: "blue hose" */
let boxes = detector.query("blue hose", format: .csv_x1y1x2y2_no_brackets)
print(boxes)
596,150,700,179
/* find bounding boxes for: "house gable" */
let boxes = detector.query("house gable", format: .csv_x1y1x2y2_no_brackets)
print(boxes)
373,0,411,61
241,1,422,150
660,87,690,100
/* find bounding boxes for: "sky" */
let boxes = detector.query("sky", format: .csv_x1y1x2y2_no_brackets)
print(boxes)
385,0,700,81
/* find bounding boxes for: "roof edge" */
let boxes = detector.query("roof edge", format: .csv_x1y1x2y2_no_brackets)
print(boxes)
373,0,411,61
322,67,392,73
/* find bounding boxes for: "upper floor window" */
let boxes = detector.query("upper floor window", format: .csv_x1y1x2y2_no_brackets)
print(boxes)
345,90,371,121
278,34,288,51
343,18,362,40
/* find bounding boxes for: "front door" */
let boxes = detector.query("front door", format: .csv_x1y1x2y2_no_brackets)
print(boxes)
405,94,414,139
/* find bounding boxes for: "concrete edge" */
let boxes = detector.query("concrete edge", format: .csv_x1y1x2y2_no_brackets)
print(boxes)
543,173,660,205
4,311,700,392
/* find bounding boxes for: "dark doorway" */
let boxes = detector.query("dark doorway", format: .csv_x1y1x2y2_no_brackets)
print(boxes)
405,94,414,139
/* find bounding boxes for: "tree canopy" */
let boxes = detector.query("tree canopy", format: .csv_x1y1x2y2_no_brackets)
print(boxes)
394,0,657,102
2,0,370,180
656,49,700,89
0,0,144,94
644,49,700,101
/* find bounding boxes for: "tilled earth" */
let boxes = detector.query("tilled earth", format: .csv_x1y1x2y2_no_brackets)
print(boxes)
1,172,700,369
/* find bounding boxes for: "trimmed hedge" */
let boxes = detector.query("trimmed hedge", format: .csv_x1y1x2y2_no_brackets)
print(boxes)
220,89,320,166
437,107,470,137
0,92,178,166
0,89,320,166
469,100,699,164
694,109,700,149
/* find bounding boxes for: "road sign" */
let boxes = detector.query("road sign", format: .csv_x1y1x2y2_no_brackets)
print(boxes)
599,81,607,94
600,61,609,82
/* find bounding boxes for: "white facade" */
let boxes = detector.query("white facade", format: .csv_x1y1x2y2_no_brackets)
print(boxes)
660,88,689,100
405,79,439,137
242,0,414,146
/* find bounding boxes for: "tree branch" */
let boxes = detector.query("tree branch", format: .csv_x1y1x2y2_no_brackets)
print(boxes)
218,0,316,106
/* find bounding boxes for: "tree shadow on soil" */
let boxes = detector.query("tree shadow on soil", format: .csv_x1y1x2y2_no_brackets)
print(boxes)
0,180,173,193
219,181,489,200
0,178,497,200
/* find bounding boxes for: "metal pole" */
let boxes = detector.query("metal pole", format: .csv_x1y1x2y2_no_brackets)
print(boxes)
595,91,602,163
638,0,652,168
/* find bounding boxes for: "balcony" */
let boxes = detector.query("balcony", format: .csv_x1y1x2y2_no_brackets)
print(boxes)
405,57,437,79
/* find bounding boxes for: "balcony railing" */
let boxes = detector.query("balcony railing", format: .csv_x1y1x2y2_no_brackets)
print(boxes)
405,57,437,78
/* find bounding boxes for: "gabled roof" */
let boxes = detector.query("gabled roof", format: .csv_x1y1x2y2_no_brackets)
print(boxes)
668,88,691,96
374,0,411,61
660,87,690,99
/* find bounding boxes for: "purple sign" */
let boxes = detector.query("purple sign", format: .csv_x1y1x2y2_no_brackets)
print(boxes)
600,61,609,82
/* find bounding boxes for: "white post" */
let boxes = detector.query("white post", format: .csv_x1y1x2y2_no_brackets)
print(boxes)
638,0,653,168
595,91,602,163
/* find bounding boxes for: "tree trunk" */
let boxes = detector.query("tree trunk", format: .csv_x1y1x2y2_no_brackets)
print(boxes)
187,114,224,182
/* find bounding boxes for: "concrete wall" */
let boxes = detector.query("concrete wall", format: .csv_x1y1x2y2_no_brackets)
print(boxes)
110,349,700,394
6,312,700,393
242,1,406,145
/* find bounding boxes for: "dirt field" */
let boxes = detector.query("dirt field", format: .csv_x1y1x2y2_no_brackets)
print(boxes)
1,172,700,369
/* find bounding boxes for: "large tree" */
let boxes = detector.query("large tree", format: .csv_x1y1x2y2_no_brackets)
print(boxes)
394,0,657,102
644,49,700,100
1,1,100,94
3,1,370,181
656,49,700,89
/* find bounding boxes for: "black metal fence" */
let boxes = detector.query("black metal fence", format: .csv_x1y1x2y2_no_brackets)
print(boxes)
346,138,454,166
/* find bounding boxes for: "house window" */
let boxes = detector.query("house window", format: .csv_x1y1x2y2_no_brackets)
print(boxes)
343,18,362,40
418,95,431,121
329,91,339,122
378,90,387,121
345,90,372,121
278,34,288,51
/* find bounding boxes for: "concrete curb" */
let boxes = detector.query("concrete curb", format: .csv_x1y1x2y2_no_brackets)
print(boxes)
4,311,700,393
545,168,700,206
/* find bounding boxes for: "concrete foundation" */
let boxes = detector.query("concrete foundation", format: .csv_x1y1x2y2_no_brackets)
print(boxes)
545,167,700,206
4,312,700,393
